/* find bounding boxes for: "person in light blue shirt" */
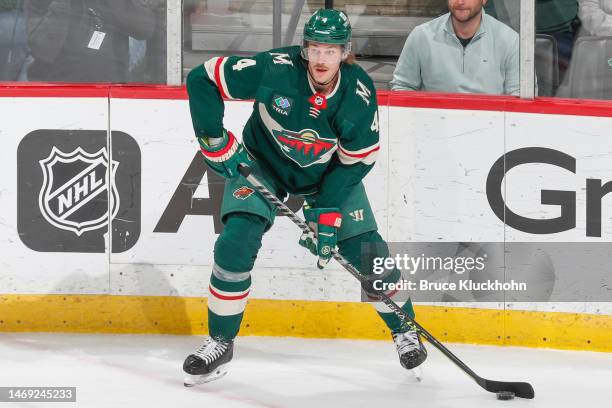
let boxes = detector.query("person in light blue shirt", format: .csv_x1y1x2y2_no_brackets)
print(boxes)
391,0,520,96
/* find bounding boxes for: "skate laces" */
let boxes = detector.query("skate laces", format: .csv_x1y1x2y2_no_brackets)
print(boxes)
194,338,229,364
393,327,421,355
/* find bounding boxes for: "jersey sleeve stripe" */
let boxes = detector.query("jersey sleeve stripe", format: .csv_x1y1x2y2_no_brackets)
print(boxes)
337,143,380,165
203,57,219,83
338,142,380,157
204,57,235,99
213,57,229,99
214,57,235,100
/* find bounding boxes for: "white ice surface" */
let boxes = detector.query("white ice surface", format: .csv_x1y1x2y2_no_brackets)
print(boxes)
0,333,610,408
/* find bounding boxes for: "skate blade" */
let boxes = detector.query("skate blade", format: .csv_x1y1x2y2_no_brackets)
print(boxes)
184,364,229,387
410,366,423,382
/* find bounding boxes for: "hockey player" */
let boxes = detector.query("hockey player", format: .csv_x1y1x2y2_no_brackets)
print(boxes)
183,8,427,386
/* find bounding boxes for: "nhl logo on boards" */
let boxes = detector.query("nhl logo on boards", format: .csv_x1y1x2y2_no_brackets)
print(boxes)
233,186,255,200
17,129,141,253
39,146,119,236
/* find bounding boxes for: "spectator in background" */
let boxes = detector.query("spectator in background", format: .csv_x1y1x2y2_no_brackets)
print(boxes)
579,0,612,36
0,0,30,80
127,0,166,83
183,0,207,51
391,0,519,95
535,0,579,80
486,0,579,82
25,0,156,83
140,0,166,83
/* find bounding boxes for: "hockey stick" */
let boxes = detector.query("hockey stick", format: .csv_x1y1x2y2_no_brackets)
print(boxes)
238,164,535,400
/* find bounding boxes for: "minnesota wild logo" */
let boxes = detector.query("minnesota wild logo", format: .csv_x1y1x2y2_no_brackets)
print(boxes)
233,186,255,200
272,128,336,167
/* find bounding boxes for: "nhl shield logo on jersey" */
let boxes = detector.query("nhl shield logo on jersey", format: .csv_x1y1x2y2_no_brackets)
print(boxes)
308,93,327,110
272,128,336,167
233,186,255,200
308,93,328,118
38,146,119,236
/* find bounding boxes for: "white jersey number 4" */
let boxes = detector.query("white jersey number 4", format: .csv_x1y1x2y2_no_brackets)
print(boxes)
371,111,379,132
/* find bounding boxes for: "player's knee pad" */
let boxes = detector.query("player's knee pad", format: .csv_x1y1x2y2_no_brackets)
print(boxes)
338,231,400,297
214,212,268,273
338,230,386,273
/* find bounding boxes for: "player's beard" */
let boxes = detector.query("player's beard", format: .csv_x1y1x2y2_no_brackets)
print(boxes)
449,3,483,23
307,65,340,94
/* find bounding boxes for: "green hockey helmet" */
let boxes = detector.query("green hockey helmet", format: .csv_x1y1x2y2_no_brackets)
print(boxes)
302,8,352,59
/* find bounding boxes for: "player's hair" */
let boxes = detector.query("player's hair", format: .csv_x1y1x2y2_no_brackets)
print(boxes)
344,53,356,65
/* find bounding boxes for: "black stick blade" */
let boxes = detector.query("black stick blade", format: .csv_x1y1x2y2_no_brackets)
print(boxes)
477,378,535,399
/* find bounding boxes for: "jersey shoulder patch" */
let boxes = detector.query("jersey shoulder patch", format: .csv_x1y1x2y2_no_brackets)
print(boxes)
265,46,302,71
269,52,294,66
340,63,377,110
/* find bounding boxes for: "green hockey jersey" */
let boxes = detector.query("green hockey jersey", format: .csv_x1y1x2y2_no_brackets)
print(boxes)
186,45,380,207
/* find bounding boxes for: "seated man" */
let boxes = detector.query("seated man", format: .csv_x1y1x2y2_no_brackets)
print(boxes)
391,0,519,96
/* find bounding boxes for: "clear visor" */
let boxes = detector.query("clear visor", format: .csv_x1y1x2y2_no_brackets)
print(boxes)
301,43,350,63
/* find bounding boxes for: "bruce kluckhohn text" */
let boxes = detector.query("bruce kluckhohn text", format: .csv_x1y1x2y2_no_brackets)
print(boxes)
371,253,528,294
372,279,528,292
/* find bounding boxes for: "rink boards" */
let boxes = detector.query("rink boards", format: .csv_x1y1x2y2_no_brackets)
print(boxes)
1,85,611,351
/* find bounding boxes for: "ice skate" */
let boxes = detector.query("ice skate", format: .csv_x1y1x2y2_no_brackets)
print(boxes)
392,323,427,375
183,337,233,386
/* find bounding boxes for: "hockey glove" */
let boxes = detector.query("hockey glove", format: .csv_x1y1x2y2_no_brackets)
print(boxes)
299,204,342,269
198,129,248,179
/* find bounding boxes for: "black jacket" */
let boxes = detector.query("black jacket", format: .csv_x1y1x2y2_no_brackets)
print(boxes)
25,0,155,82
